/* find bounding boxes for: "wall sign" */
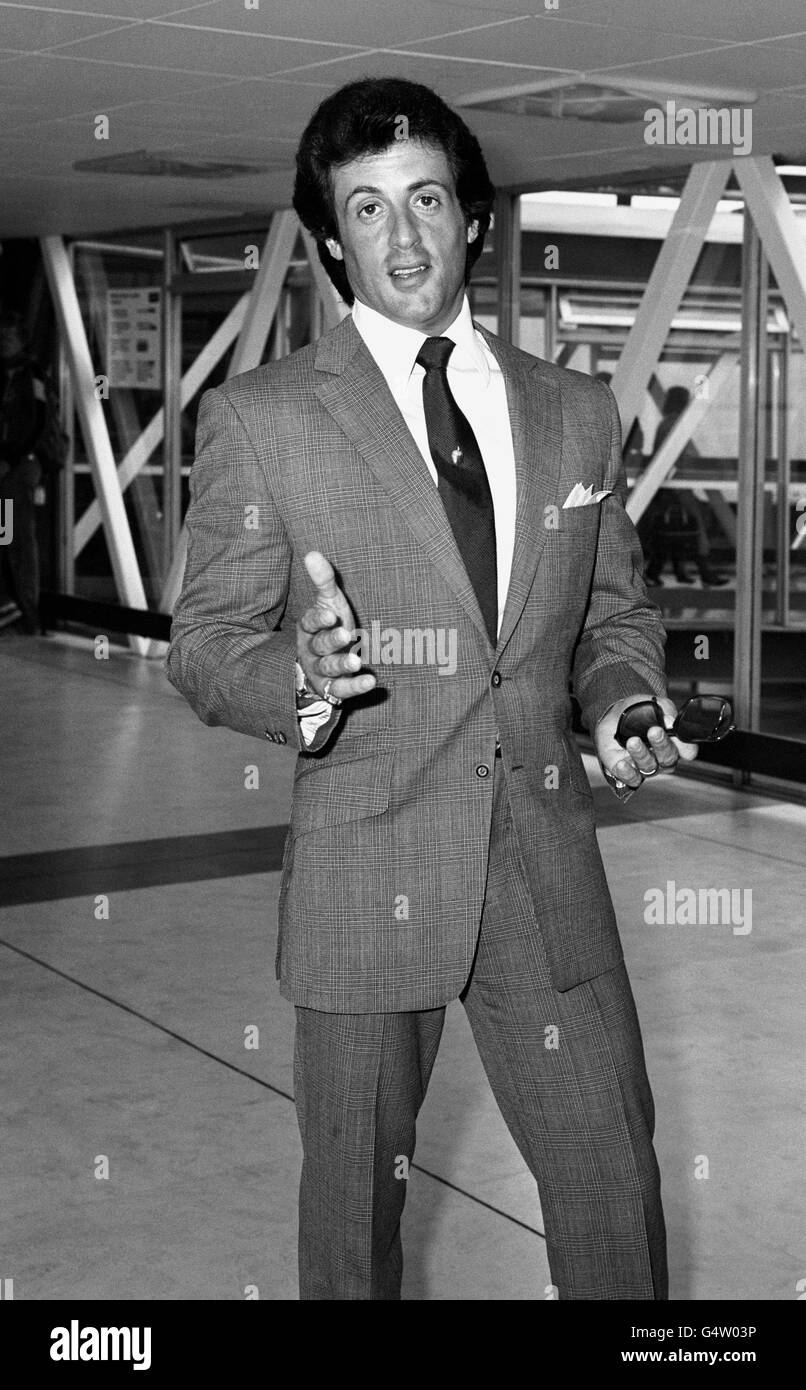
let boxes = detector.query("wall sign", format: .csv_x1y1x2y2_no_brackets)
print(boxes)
106,287,162,389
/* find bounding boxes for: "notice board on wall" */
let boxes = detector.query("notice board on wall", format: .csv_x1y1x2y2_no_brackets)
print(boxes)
106,287,162,389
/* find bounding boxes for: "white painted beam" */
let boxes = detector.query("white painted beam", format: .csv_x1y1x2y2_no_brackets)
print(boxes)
229,212,300,377
157,212,299,623
626,353,738,521
40,235,149,653
74,293,249,555
610,161,731,440
734,156,806,390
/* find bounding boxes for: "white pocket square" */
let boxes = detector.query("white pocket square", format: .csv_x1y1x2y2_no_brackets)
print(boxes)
562,482,613,508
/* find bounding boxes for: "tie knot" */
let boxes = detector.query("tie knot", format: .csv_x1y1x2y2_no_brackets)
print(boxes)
415,336,455,375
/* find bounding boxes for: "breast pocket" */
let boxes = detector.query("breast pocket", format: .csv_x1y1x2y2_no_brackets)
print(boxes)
290,749,395,836
560,503,602,538
543,503,601,594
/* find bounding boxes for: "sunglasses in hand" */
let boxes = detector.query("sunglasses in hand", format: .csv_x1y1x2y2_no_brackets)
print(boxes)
616,694,735,748
603,694,734,802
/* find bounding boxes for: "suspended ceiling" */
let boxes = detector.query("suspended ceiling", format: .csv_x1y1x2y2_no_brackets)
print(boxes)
2,0,806,237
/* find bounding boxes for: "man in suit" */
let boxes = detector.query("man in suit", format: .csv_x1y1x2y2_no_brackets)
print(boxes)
166,77,697,1301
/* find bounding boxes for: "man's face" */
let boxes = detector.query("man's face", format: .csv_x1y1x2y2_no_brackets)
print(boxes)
326,139,478,335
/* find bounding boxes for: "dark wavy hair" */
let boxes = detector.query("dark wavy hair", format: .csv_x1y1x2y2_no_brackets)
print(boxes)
293,77,496,307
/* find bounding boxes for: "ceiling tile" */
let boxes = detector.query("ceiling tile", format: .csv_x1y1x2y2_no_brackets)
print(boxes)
0,8,139,50
159,0,527,49
147,78,337,128
264,48,568,92
393,15,730,74
0,53,223,104
52,21,369,79
601,39,806,94
591,0,806,43
431,0,806,44
3,0,226,16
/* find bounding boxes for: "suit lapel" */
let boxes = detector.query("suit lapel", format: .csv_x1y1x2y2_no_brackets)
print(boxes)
314,315,563,654
314,316,491,643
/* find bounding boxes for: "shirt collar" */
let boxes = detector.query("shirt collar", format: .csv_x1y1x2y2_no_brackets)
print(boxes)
351,293,491,392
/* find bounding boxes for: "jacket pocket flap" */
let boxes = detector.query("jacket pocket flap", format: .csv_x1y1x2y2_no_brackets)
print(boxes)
291,750,395,835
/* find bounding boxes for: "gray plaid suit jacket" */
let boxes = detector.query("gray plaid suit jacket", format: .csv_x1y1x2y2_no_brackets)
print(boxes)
166,314,667,1010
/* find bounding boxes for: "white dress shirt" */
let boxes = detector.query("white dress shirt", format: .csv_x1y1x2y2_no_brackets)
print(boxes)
351,292,517,637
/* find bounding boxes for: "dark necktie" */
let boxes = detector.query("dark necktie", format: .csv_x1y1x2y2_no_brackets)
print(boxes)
415,336,498,646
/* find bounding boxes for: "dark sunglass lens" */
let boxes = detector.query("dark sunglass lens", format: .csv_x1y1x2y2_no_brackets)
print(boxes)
676,696,733,742
620,702,661,740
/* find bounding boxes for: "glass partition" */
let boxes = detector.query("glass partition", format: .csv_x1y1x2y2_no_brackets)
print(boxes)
474,184,806,750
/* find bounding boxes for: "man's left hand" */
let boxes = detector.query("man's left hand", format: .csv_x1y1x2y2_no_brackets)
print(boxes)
594,694,699,793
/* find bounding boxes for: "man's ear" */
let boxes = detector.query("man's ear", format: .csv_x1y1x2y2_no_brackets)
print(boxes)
325,237,344,261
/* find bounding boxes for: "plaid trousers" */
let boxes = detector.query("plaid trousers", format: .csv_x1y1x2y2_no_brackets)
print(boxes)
293,752,667,1300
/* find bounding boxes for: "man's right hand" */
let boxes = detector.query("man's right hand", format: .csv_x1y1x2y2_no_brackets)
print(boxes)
296,551,377,702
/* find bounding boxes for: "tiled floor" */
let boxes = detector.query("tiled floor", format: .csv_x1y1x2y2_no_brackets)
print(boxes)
1,629,803,1300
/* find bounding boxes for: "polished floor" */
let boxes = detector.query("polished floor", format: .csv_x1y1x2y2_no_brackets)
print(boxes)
1,628,803,1300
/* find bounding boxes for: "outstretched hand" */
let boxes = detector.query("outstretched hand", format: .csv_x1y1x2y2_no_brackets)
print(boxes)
296,551,377,702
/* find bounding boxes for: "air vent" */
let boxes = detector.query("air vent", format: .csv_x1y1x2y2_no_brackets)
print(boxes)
467,82,659,124
457,75,757,126
73,149,279,179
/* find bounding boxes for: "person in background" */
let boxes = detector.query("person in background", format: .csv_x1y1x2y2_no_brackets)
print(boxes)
643,386,727,588
0,310,46,633
595,370,644,470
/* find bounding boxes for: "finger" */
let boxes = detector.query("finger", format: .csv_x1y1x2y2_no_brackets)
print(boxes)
323,671,377,701
672,735,699,762
625,735,659,776
314,649,364,679
303,550,340,600
655,697,701,764
645,724,679,771
310,624,356,657
298,604,338,634
304,552,351,621
303,551,355,631
606,755,643,788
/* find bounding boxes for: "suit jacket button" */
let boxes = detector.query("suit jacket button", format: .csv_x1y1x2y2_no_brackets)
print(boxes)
491,672,502,687
277,732,287,744
475,763,490,778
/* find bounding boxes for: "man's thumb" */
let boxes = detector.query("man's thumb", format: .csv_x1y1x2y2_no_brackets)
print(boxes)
304,550,338,598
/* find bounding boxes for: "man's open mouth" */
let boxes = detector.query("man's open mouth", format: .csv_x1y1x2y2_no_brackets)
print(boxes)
390,264,429,278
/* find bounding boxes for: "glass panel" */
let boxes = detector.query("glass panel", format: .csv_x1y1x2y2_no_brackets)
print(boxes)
759,292,806,739
65,225,313,609
516,184,743,731
176,235,311,528
71,237,166,607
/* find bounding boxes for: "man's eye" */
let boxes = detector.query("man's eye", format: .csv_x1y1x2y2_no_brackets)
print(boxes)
358,202,379,218
417,194,439,208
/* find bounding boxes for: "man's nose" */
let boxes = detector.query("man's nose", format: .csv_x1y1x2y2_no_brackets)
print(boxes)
389,207,421,248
